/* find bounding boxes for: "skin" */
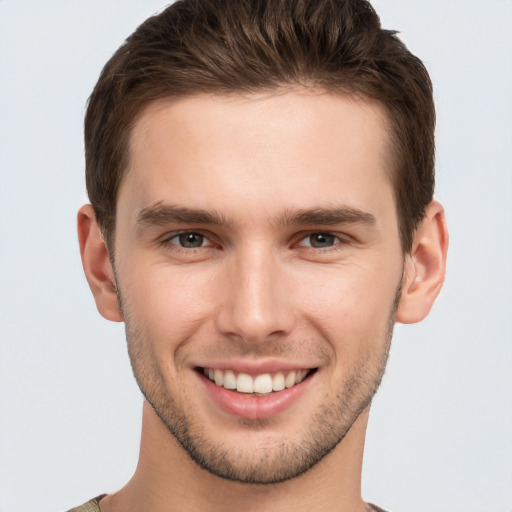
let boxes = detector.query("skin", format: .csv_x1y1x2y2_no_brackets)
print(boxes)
78,89,448,512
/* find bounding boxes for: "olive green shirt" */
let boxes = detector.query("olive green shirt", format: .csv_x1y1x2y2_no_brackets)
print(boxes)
67,495,105,512
67,495,388,512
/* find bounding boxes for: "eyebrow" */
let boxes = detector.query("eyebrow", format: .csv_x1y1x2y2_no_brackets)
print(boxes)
136,202,376,229
137,202,232,228
276,207,376,227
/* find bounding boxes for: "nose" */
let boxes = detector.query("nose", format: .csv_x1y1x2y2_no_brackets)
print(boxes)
214,246,296,345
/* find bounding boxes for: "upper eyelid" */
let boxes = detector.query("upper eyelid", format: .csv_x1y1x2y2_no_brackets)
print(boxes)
159,230,215,249
169,232,205,241
162,229,212,240
294,230,351,243
158,233,218,256
297,234,345,249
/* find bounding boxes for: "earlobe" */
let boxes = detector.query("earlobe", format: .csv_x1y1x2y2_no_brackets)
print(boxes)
396,201,449,324
77,204,123,322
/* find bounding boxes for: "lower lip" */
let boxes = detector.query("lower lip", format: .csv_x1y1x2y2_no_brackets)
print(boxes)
198,372,313,420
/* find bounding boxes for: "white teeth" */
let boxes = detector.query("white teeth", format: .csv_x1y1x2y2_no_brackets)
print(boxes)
253,374,273,394
285,371,296,388
223,370,237,390
204,368,311,393
236,373,254,393
272,372,285,391
214,369,224,386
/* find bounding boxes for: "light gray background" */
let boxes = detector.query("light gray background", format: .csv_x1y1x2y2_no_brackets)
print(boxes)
0,1,511,511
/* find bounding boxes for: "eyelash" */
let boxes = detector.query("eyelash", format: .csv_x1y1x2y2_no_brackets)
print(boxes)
295,232,346,250
162,231,214,251
160,230,348,253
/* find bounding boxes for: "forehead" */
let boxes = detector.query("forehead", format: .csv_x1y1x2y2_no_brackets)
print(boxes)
122,89,394,223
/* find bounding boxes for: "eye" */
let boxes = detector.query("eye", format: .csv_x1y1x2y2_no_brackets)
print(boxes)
299,233,339,249
168,232,208,248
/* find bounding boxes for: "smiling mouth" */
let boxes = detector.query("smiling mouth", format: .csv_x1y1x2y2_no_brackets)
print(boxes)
199,367,317,395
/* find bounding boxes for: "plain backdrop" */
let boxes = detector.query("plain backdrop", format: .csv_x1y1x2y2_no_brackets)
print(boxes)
0,1,511,511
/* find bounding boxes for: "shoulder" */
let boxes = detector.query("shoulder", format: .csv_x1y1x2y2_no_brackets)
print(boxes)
367,503,390,512
66,495,106,512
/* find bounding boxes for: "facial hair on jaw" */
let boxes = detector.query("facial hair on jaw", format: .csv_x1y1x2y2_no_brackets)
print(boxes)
116,269,403,485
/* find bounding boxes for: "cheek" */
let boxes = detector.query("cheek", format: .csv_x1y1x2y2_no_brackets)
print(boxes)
294,263,399,352
120,263,215,346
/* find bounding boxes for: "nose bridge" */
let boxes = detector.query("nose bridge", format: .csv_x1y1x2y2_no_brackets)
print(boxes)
216,243,295,343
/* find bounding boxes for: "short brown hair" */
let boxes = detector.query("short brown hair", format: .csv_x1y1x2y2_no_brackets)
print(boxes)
85,0,435,252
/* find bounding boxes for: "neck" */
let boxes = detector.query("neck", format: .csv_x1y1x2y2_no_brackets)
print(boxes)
100,401,370,512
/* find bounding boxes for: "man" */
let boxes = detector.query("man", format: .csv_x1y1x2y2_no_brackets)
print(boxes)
73,0,448,510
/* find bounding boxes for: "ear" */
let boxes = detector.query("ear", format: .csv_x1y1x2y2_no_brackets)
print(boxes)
396,201,449,324
77,204,123,322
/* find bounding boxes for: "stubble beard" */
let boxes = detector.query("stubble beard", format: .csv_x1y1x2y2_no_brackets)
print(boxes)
118,278,402,485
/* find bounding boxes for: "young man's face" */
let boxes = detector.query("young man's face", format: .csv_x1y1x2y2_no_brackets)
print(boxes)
113,90,405,483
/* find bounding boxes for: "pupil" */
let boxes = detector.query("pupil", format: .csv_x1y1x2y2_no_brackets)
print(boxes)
179,233,203,248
